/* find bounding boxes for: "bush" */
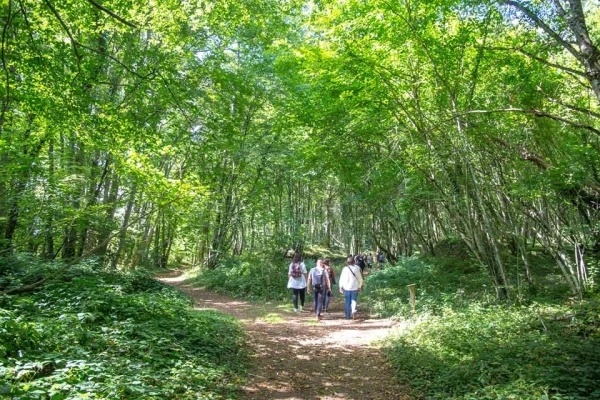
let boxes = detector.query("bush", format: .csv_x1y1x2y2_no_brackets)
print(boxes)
0,257,247,399
362,257,491,318
189,254,320,302
370,256,600,399
386,302,600,399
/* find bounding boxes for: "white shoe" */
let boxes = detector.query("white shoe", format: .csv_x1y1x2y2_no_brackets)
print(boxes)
294,308,299,313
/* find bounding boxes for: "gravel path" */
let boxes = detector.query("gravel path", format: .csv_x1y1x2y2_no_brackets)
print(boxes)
159,273,414,400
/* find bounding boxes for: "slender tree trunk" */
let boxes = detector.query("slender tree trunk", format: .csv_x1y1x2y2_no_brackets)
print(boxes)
111,185,137,269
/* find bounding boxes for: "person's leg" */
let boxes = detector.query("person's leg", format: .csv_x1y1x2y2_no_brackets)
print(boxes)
344,290,352,319
350,290,359,316
317,291,325,317
324,291,331,311
299,288,306,309
292,289,299,311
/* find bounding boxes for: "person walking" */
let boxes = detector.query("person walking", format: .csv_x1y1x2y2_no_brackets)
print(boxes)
322,259,336,312
377,252,385,269
357,253,367,274
339,256,364,320
307,259,331,321
287,253,308,312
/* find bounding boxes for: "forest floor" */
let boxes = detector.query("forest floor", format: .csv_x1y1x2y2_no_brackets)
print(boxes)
158,272,414,400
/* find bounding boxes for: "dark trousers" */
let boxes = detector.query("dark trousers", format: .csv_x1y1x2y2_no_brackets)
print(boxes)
324,290,332,311
313,288,326,316
292,288,306,309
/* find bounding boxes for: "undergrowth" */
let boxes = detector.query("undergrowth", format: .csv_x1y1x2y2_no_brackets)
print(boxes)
188,254,322,302
366,257,600,399
0,255,247,399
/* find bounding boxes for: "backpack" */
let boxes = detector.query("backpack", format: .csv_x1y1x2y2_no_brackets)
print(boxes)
290,262,302,278
312,268,326,292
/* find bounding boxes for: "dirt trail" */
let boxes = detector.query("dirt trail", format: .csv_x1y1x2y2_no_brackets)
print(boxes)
159,273,413,400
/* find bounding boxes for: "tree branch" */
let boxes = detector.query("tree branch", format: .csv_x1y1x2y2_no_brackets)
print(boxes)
500,0,582,63
542,94,600,119
0,0,13,135
42,0,82,67
76,41,152,79
460,108,600,137
85,0,138,29
490,137,551,170
486,45,587,79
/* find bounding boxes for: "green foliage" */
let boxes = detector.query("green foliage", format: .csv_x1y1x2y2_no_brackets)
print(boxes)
0,257,247,399
371,256,600,399
363,257,490,318
386,303,600,399
188,254,297,302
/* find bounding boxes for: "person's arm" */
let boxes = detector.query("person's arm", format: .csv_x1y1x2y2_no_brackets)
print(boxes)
306,269,312,294
325,273,331,292
338,267,346,293
302,263,308,281
357,267,364,290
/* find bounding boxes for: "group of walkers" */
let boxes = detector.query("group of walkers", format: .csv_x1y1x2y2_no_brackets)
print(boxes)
354,252,385,273
286,253,365,321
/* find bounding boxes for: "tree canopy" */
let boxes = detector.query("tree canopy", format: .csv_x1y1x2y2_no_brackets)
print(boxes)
1,0,599,300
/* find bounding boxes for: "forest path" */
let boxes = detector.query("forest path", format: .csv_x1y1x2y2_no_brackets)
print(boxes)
158,272,413,400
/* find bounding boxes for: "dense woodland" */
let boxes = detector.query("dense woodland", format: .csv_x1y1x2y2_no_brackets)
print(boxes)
1,0,599,298
1,0,600,399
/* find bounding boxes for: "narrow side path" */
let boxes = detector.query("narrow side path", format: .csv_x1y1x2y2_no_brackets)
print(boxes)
159,274,413,400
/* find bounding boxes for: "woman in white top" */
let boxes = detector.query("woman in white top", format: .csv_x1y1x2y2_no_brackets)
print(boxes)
338,256,364,319
287,253,308,312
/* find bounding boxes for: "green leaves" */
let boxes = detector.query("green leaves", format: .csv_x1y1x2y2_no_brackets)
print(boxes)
0,260,247,399
373,258,600,400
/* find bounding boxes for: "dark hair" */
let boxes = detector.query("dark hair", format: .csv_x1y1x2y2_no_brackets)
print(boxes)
293,253,302,263
346,257,355,265
323,259,330,266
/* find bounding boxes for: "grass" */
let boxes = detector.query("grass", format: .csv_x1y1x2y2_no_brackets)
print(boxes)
0,255,248,400
256,313,287,324
364,256,600,400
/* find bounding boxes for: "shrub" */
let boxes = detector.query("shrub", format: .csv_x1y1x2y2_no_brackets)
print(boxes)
386,303,600,399
0,258,247,399
362,257,491,318
370,256,600,399
189,254,318,301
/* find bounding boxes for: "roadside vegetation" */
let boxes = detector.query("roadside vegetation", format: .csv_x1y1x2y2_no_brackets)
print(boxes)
188,247,347,302
0,256,247,400
363,250,600,400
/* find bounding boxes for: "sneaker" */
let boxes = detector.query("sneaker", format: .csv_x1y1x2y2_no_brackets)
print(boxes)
294,308,299,313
